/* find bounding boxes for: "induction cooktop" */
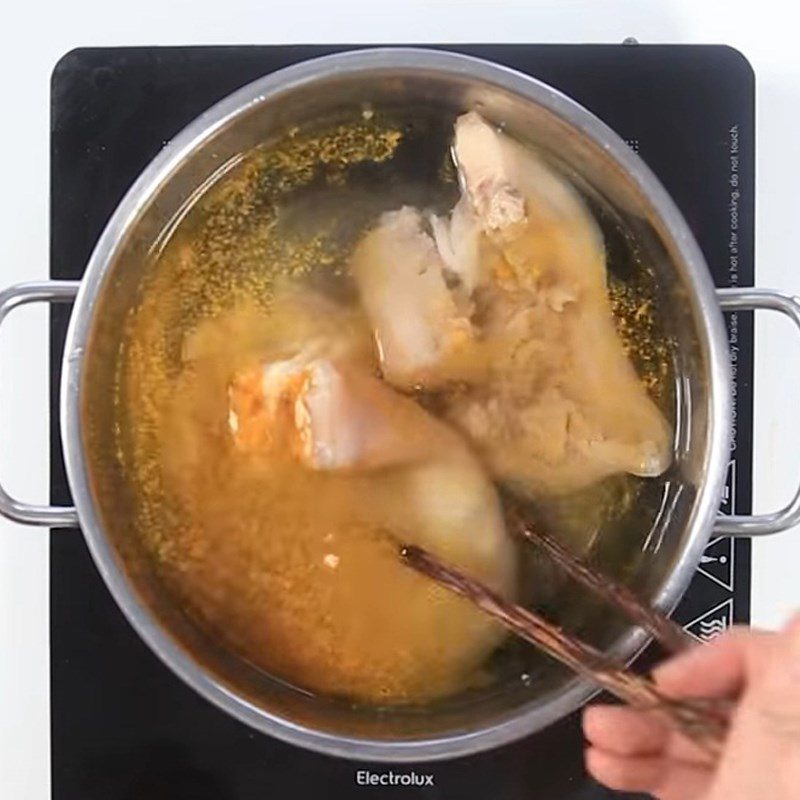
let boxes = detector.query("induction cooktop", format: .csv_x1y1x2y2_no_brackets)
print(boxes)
50,44,754,800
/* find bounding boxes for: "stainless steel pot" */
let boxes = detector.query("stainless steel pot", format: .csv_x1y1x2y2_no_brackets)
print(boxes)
2,48,800,762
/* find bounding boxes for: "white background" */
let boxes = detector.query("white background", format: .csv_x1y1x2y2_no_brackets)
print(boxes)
2,1,799,797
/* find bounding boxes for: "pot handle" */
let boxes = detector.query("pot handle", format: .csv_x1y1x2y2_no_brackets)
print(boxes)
0,281,81,527
715,287,800,536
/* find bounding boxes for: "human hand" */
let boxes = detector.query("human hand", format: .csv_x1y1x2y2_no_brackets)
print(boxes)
583,616,800,799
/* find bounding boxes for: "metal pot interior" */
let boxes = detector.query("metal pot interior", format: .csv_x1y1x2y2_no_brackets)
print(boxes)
74,51,727,757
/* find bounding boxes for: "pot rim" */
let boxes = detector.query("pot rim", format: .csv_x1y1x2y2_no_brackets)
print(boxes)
60,46,732,762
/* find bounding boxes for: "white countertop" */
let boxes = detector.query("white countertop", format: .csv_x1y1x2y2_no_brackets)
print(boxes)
3,1,800,796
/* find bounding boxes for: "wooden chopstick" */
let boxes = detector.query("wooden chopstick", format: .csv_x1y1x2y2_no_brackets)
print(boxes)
512,518,734,721
509,513,692,654
400,543,728,757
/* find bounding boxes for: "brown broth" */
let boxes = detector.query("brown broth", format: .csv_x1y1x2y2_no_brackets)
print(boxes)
114,109,674,705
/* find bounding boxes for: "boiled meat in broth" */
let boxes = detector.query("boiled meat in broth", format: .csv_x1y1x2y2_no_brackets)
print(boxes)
350,206,483,390
350,112,672,495
227,293,517,693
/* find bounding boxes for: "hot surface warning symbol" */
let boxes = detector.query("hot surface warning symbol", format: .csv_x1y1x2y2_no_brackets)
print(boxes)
697,537,734,591
684,598,734,643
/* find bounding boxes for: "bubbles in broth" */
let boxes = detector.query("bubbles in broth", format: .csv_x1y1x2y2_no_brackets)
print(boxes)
114,106,675,705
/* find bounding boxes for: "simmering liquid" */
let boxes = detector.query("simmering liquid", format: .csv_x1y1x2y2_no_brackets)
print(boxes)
114,108,674,705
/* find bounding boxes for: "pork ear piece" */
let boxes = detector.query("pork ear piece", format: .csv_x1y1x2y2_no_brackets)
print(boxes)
228,349,517,598
448,112,672,493
348,111,672,495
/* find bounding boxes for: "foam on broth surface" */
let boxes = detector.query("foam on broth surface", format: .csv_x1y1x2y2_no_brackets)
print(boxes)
113,109,674,705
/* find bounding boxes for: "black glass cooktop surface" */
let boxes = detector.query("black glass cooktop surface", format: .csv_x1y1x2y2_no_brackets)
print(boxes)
50,44,754,799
